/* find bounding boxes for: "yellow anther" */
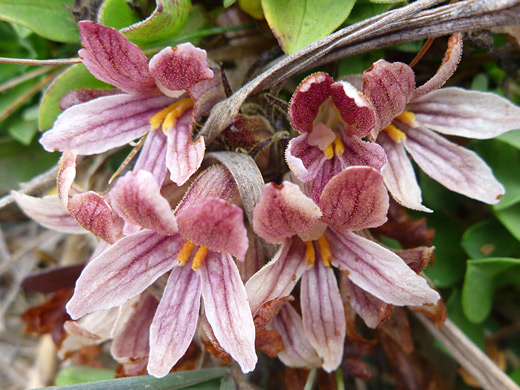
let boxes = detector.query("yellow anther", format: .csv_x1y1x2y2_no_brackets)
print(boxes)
191,246,209,270
333,136,344,157
317,235,332,267
149,98,194,133
177,240,195,266
304,241,316,267
383,124,407,143
396,110,416,126
323,144,334,160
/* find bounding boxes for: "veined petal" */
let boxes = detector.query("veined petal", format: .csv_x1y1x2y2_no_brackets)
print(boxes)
301,259,345,372
377,131,432,212
177,197,248,260
271,305,322,368
246,238,307,315
403,123,505,204
134,130,168,186
330,81,377,138
253,182,321,244
57,150,78,209
189,67,226,120
289,73,334,133
148,262,201,378
198,252,257,373
111,170,177,235
327,229,440,306
409,87,520,139
165,110,205,186
341,135,387,171
149,43,213,95
12,192,84,234
40,93,172,155
60,88,119,110
319,166,389,232
66,231,183,319
412,33,462,99
285,134,328,182
363,60,416,129
78,21,155,93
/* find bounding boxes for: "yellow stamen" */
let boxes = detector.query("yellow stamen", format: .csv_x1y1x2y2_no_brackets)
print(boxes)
191,246,209,270
304,241,316,267
333,136,344,157
317,235,332,267
323,144,334,160
383,124,407,143
177,240,195,266
396,110,416,126
149,98,194,133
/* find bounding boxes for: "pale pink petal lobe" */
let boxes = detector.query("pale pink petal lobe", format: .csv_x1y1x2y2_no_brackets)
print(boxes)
40,94,172,154
327,229,440,306
176,197,248,260
253,182,321,244
134,130,168,185
403,124,505,204
57,150,78,209
66,231,183,319
198,252,257,373
319,166,389,232
301,259,345,372
285,134,328,182
148,264,201,378
60,88,119,110
111,170,177,235
246,239,307,315
78,21,155,93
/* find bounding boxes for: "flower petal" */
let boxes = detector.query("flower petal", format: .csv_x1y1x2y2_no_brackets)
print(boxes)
363,60,416,129
289,73,334,133
330,81,377,138
319,166,389,232
57,150,78,209
177,197,248,260
403,123,505,204
149,43,213,94
148,263,201,377
111,170,177,235
198,252,257,373
12,192,84,234
189,66,226,120
246,238,307,315
327,229,440,306
377,131,432,212
165,110,205,186
66,231,183,319
78,21,155,93
253,181,322,244
60,88,119,110
300,259,345,372
134,130,168,186
271,305,322,368
40,93,172,154
285,134,328,182
408,87,520,139
412,33,462,99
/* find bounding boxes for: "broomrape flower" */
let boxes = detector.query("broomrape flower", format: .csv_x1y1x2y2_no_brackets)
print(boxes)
245,166,439,371
64,164,257,377
286,71,387,200
363,34,520,211
40,21,219,186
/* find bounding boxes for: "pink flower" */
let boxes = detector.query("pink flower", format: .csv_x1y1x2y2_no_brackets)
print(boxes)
364,34,520,211
40,21,221,186
245,167,438,371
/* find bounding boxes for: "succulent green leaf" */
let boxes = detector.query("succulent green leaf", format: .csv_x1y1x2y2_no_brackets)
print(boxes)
56,366,116,386
496,203,520,242
462,218,520,260
446,289,485,350
462,257,520,323
39,64,113,131
261,0,356,54
498,129,520,150
98,0,140,30
120,0,191,43
0,0,79,43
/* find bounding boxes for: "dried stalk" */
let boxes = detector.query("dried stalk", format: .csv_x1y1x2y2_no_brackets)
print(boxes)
416,314,520,390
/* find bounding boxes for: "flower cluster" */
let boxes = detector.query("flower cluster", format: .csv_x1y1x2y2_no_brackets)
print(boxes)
14,23,520,379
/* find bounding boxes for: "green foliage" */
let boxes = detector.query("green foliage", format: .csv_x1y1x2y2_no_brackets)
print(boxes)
446,289,485,350
98,0,140,30
261,0,356,54
462,218,520,260
56,366,116,386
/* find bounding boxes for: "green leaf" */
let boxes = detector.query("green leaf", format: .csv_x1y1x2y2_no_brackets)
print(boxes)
98,0,140,30
446,289,485,350
39,64,113,131
7,116,38,145
121,0,191,43
34,368,229,390
224,0,236,6
496,202,520,242
219,375,236,390
346,3,388,25
56,366,116,386
462,257,520,323
461,218,520,260
0,77,39,124
498,129,520,150
0,0,79,43
261,0,356,54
